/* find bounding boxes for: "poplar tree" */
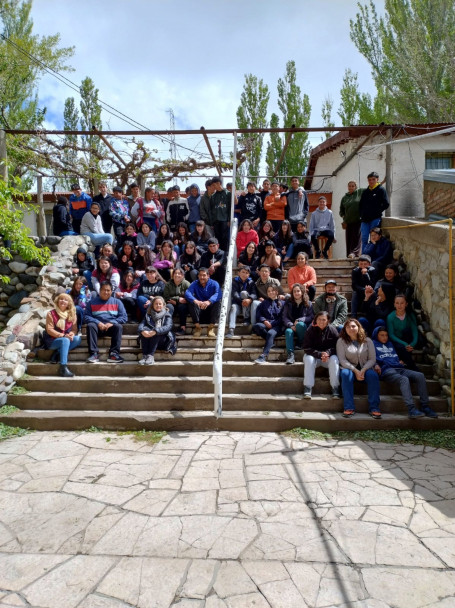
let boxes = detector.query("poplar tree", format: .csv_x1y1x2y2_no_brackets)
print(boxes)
265,113,282,178
351,0,455,122
79,76,104,187
321,95,335,140
236,74,269,180
62,97,79,188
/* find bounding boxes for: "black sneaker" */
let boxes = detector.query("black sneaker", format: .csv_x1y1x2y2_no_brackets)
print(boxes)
107,353,124,363
332,387,341,399
322,251,329,260
86,353,100,364
303,386,312,399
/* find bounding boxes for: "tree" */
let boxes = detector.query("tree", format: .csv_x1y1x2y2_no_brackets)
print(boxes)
321,95,335,140
236,74,269,180
0,176,51,282
79,77,104,188
350,0,455,122
276,60,312,178
338,67,393,125
0,0,74,183
62,97,79,189
265,113,282,177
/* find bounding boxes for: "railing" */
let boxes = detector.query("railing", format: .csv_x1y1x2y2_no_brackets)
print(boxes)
213,217,238,417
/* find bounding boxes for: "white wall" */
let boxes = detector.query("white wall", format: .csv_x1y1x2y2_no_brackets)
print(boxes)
309,132,455,258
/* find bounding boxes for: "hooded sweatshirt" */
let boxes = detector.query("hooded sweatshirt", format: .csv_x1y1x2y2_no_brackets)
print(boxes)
309,207,335,237
186,184,201,224
53,199,73,235
285,188,309,223
372,327,404,373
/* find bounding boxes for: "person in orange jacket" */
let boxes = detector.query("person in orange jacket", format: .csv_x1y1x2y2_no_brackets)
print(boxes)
264,181,286,233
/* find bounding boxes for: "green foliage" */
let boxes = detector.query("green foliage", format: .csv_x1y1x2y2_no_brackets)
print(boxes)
236,74,269,180
0,0,74,182
79,76,105,189
62,96,79,189
350,0,455,122
265,113,282,177
321,95,335,140
271,61,312,179
285,428,455,451
117,429,167,444
0,405,19,414
338,68,392,126
0,422,30,440
0,175,51,280
9,385,28,395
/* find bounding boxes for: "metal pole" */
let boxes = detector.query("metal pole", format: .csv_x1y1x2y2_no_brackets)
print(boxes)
36,175,47,237
385,128,393,216
201,127,222,176
231,132,237,225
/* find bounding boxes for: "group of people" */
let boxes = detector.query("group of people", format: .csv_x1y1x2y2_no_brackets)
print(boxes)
44,172,435,420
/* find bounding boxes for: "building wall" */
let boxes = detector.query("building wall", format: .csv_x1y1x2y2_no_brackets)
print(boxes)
309,133,455,257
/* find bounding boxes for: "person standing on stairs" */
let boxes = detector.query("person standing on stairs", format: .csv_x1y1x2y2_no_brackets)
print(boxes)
43,293,82,377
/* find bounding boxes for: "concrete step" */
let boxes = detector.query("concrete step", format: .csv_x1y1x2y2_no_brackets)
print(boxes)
25,361,437,379
8,391,447,414
0,409,453,433
17,375,442,397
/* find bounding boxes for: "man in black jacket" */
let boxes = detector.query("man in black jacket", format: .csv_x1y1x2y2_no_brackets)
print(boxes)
359,172,389,251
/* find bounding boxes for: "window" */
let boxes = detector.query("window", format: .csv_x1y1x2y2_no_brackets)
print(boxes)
425,152,455,170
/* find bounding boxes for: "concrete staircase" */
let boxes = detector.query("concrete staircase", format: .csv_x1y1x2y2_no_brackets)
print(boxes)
2,258,453,432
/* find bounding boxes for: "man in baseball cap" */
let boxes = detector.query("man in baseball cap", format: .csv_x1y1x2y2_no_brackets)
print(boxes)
313,279,347,331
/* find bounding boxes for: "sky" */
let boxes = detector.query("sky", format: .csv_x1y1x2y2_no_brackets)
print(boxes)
29,0,384,182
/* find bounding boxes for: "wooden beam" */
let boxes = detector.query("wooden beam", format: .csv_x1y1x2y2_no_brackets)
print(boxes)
200,127,221,176
273,125,295,178
93,127,127,167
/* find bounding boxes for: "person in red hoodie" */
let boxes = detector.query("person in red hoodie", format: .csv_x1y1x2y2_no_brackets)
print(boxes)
236,219,259,255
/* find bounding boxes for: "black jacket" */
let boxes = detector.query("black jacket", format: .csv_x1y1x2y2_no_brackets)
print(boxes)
238,192,262,222
359,186,389,222
282,300,314,328
231,276,257,305
53,201,72,235
303,324,339,358
351,266,378,293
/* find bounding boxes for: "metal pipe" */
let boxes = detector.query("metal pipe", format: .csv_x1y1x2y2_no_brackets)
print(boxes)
386,219,455,415
4,125,406,136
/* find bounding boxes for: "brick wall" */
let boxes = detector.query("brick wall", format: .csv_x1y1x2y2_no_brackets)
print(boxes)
424,180,455,217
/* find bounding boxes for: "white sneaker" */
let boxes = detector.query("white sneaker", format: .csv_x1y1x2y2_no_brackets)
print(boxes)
146,355,155,366
139,357,147,365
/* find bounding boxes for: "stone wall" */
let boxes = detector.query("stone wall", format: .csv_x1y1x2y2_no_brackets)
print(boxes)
0,235,91,406
382,218,455,400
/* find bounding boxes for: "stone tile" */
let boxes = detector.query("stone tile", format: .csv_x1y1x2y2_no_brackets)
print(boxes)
219,469,246,489
22,555,115,608
243,561,290,586
63,480,144,505
225,593,271,608
78,595,133,607
180,559,218,599
213,562,256,598
0,554,69,591
164,490,217,516
97,557,189,607
90,512,148,555
25,455,83,479
181,476,220,491
123,488,178,516
362,567,455,608
171,600,204,607
259,578,306,608
248,480,304,502
420,535,455,567
131,516,182,557
362,506,412,527
26,440,88,461
19,476,67,493
208,518,258,559
178,516,231,558
285,563,321,607
316,563,367,607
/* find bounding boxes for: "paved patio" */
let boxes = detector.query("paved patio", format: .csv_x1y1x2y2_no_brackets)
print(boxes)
0,430,454,608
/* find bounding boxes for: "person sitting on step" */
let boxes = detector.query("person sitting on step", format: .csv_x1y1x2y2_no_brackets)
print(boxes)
313,280,348,332
287,251,317,301
309,196,335,259
302,311,340,399
259,240,282,281
43,293,82,377
350,254,378,317
250,264,284,326
185,267,222,338
372,326,438,419
227,266,257,338
282,283,314,364
137,266,166,318
386,294,421,371
84,281,127,364
252,284,284,364
138,295,177,366
163,267,190,335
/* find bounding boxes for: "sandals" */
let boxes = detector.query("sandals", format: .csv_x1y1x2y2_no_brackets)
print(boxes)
342,410,355,418
369,410,382,419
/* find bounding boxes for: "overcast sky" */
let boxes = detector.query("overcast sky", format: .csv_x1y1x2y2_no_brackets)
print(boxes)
29,0,384,179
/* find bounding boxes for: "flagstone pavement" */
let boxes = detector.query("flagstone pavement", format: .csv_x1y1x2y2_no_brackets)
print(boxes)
0,430,454,607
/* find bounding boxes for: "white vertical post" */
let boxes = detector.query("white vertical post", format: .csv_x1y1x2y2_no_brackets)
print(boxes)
36,176,47,237
0,130,7,182
231,132,238,225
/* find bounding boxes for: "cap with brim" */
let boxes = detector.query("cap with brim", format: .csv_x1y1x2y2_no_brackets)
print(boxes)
325,280,337,286
71,183,80,190
113,186,123,192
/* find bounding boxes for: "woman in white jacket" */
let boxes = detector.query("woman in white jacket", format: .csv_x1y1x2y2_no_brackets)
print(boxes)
80,202,113,246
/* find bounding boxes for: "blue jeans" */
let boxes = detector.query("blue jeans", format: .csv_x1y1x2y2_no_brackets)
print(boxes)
49,335,82,365
138,295,150,318
83,270,94,290
285,322,308,352
252,323,281,356
59,230,78,236
360,218,381,251
81,232,113,246
381,368,429,411
75,305,84,331
340,367,380,412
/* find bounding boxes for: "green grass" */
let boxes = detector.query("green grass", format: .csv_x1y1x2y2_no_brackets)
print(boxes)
284,428,455,451
0,423,31,441
9,386,29,395
0,405,19,415
117,430,167,444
